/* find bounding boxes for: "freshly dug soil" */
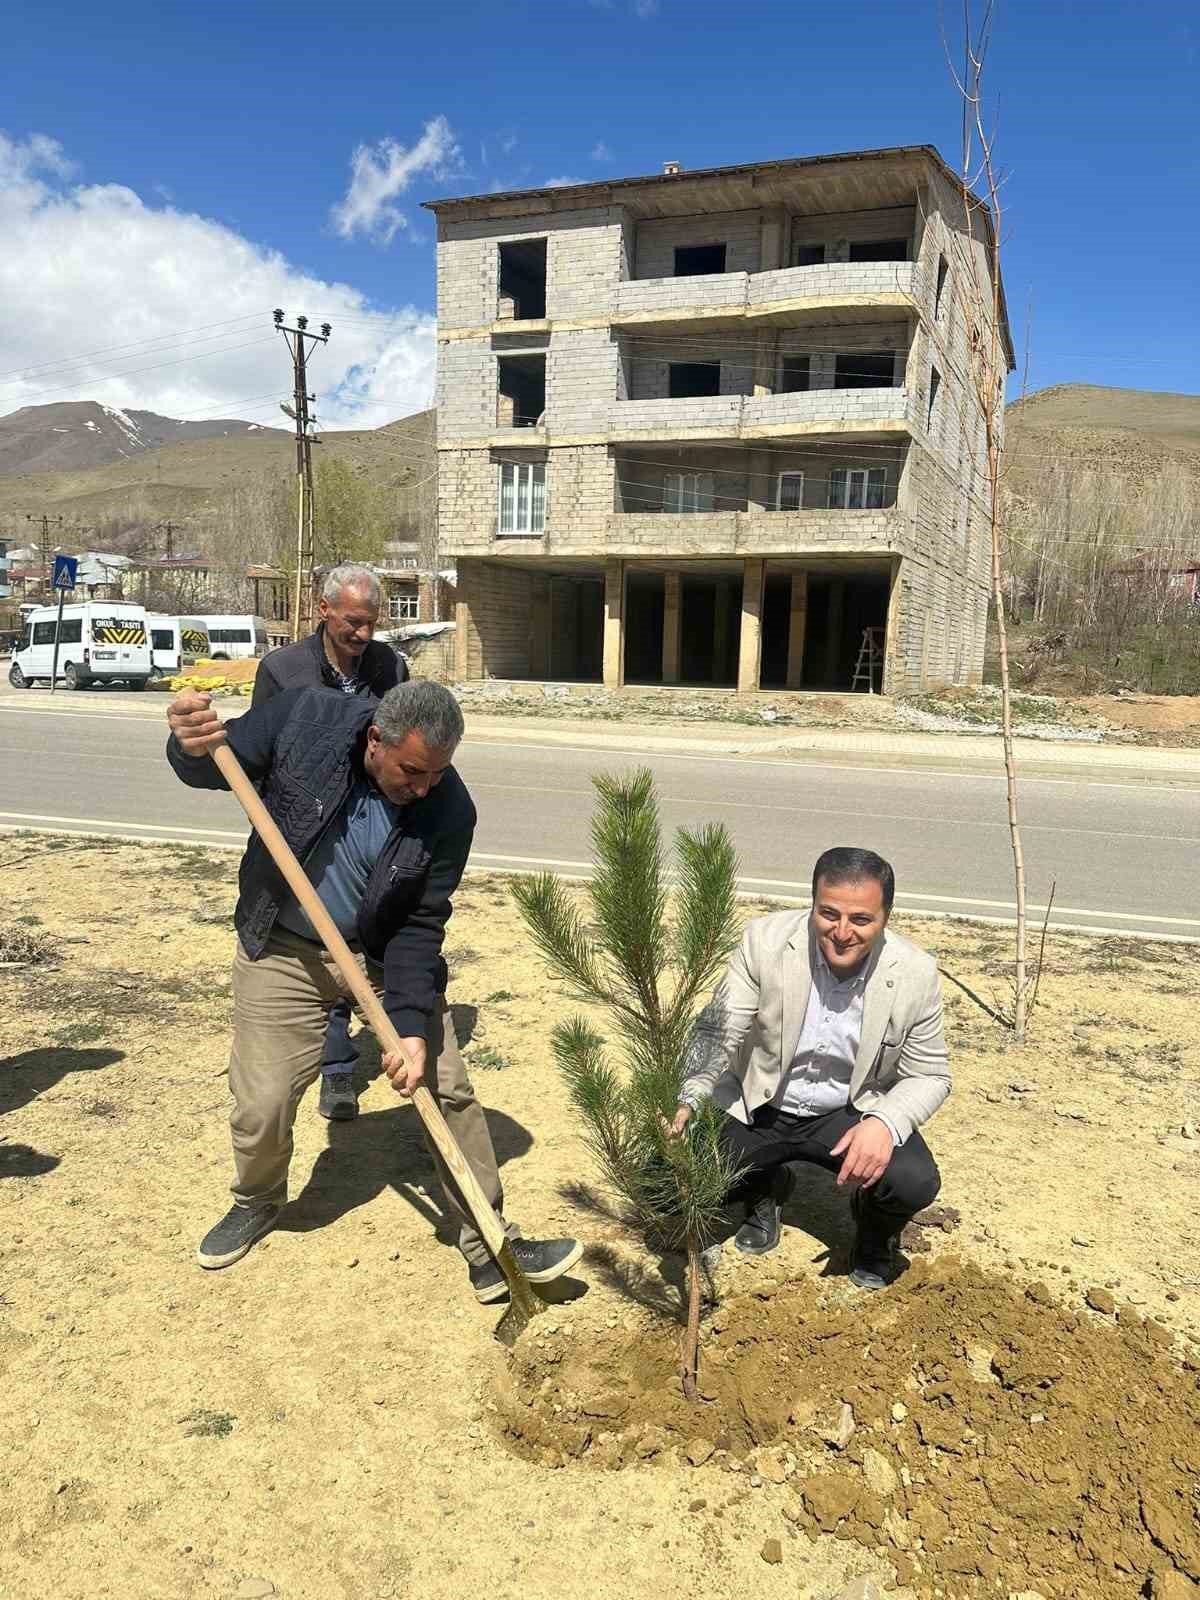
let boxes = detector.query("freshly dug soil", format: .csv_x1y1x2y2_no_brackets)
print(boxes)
4,836,1199,1599
495,1256,1200,1599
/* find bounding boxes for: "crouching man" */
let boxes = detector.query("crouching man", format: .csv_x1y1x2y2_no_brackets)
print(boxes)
668,847,949,1289
165,678,581,1303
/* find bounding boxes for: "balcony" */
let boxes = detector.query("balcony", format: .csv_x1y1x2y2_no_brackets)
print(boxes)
611,261,918,333
604,506,904,559
610,386,909,443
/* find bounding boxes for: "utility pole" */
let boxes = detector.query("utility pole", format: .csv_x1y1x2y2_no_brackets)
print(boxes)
27,513,65,598
274,310,331,640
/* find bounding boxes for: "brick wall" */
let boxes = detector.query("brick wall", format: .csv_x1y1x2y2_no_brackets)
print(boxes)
633,210,761,278
456,559,536,678
437,205,625,329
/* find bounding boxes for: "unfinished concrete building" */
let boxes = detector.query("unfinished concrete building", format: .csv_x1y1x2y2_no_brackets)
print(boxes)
426,146,1013,693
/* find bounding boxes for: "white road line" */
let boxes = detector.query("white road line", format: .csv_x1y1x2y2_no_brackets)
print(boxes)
468,851,1198,930
0,809,247,840
0,703,167,724
735,877,1200,928
2,820,1195,944
4,820,1189,930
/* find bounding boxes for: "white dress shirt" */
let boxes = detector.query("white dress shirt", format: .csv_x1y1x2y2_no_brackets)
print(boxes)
774,943,901,1146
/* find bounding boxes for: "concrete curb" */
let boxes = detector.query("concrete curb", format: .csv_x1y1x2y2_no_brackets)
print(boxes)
463,715,1200,784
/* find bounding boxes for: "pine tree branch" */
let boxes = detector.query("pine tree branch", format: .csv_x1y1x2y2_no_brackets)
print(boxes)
588,770,669,1029
666,821,740,1029
509,872,612,1005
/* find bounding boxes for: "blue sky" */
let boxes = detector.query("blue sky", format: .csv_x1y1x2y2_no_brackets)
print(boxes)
1,0,1197,426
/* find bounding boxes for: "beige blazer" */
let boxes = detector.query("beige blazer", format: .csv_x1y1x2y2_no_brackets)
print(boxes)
680,909,950,1144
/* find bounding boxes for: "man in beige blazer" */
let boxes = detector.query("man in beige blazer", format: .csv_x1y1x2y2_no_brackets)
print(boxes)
669,846,950,1289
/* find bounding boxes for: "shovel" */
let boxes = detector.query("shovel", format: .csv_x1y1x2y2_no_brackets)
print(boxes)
211,740,546,1346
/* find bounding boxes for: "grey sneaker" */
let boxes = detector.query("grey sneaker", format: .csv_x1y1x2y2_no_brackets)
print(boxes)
196,1203,279,1269
468,1258,509,1304
468,1236,584,1303
318,1072,359,1121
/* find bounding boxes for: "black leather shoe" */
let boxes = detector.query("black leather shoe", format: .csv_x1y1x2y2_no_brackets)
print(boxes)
849,1187,900,1290
735,1193,782,1255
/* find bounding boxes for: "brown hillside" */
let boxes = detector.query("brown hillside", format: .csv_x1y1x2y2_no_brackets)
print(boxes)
0,409,436,532
1005,383,1200,499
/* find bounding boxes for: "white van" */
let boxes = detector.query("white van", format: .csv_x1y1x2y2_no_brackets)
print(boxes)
147,615,210,677
10,602,153,690
180,614,269,661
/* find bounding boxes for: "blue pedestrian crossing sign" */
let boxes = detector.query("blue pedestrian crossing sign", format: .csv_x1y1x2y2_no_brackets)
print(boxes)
52,554,77,592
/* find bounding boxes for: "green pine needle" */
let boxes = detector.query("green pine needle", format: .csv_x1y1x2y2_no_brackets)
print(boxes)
512,768,743,1264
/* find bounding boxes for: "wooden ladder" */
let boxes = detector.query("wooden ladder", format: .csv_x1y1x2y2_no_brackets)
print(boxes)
851,626,885,694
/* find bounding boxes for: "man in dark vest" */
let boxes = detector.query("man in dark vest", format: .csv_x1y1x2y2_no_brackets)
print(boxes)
253,564,408,1121
165,677,581,1303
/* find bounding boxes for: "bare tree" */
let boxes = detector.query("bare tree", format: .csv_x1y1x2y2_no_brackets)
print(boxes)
945,0,1030,1038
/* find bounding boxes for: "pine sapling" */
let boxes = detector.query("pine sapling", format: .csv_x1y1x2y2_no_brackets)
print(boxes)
512,768,743,1400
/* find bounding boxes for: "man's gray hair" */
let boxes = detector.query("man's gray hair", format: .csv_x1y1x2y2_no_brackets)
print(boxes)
322,563,381,608
373,680,465,751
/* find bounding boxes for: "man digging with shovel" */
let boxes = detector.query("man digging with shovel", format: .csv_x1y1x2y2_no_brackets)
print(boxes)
165,678,582,1306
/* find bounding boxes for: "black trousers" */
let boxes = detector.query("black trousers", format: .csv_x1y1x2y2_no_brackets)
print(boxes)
718,1103,941,1230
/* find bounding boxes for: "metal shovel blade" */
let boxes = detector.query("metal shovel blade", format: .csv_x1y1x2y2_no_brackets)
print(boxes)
493,1240,550,1347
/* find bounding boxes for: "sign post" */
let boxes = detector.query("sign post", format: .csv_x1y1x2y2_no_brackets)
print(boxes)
49,555,78,695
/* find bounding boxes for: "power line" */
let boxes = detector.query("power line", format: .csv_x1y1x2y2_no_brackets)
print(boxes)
0,312,271,385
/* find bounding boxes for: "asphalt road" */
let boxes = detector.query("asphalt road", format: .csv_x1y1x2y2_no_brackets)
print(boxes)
2,685,1198,940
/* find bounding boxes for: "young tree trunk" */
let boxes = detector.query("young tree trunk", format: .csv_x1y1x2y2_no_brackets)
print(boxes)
680,1231,703,1403
988,474,1028,1040
953,3,1029,1041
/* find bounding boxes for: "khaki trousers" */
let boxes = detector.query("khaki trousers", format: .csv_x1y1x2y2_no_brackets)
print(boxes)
227,927,518,1267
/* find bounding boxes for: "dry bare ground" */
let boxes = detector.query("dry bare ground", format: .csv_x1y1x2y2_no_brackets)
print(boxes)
1,835,1198,1600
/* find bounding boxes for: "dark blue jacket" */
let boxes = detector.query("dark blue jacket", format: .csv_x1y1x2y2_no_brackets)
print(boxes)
167,687,475,1040
250,624,408,710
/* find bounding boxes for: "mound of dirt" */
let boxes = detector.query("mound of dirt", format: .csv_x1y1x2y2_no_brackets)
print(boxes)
495,1258,1200,1598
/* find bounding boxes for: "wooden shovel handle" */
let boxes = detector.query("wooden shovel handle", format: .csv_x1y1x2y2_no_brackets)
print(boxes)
211,740,509,1260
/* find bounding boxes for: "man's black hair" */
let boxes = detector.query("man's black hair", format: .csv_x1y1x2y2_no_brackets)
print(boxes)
811,846,895,913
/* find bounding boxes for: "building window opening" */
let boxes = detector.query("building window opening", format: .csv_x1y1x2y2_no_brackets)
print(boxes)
935,256,949,319
388,586,420,622
848,238,909,262
776,471,805,511
791,241,825,266
498,239,547,320
664,472,715,513
928,367,942,431
674,243,727,276
668,361,721,398
828,467,887,510
834,351,896,389
498,462,547,535
497,354,546,428
780,354,810,393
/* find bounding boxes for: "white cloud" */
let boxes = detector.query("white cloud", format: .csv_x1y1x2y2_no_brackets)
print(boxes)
590,141,611,162
330,115,460,245
587,0,658,16
544,175,584,188
0,130,435,432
